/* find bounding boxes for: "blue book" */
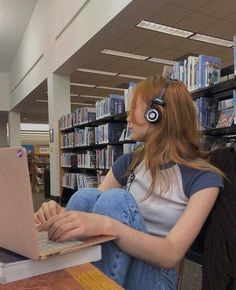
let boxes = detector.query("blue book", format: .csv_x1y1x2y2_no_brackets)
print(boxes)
198,55,221,88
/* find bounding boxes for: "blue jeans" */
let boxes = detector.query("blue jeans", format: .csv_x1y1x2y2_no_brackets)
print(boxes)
66,188,179,290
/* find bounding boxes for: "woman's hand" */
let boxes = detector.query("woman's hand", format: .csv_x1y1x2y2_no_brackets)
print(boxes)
34,200,65,228
37,211,114,241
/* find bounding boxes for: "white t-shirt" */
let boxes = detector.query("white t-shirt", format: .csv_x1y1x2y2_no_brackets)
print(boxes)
112,153,223,237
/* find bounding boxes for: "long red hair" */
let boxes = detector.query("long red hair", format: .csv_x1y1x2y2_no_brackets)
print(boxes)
128,75,223,197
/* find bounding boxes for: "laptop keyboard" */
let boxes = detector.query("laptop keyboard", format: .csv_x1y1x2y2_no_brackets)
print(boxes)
38,231,84,256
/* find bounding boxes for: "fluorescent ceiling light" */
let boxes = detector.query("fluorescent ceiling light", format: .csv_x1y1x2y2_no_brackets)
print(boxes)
70,83,96,88
71,102,94,106
136,20,193,38
118,74,146,80
190,33,234,47
70,93,78,97
96,85,125,91
36,99,47,103
101,49,149,60
79,95,105,99
21,123,49,131
76,67,146,80
147,58,177,65
21,132,49,135
77,68,118,76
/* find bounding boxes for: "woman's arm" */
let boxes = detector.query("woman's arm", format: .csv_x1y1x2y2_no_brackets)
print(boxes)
39,186,219,269
98,169,123,191
111,186,219,269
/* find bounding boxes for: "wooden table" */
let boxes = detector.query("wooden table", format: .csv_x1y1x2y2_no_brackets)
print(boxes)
0,263,124,290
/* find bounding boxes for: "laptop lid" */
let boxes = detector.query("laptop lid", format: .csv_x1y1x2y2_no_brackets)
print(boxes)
0,147,40,260
0,147,116,260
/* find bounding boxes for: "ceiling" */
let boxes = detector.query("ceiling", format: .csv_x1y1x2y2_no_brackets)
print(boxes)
5,0,236,124
0,0,38,72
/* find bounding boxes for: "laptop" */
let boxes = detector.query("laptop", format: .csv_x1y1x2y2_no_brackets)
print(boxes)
0,147,115,260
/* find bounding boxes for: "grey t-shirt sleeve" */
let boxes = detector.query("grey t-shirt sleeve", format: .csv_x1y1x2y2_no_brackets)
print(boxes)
112,152,133,186
179,165,224,198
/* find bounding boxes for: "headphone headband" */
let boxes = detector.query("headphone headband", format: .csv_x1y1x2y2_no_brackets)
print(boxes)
151,78,173,106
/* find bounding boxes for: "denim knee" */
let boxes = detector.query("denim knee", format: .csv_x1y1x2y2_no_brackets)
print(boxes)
93,188,147,232
66,188,102,212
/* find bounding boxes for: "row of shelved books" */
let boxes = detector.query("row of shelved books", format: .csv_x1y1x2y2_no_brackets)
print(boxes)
35,155,49,163
61,123,125,148
202,135,236,151
172,54,222,92
60,107,96,130
62,171,107,189
62,173,98,189
60,94,126,130
195,90,236,130
96,94,125,119
61,145,123,169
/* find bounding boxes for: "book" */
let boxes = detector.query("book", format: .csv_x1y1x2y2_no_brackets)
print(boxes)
0,245,101,284
0,263,123,290
198,55,221,88
216,108,234,128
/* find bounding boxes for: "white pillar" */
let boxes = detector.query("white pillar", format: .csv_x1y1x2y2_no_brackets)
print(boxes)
47,73,70,198
0,112,8,147
8,111,21,147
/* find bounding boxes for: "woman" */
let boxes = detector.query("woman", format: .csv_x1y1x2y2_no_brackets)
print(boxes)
35,75,223,289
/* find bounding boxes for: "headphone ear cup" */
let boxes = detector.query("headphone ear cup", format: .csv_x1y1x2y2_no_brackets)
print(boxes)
145,107,161,124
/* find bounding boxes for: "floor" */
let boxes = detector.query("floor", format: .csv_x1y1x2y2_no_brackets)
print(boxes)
32,190,202,290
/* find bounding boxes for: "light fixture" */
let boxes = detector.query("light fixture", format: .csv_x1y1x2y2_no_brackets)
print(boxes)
190,33,234,47
77,68,118,76
71,102,95,106
70,83,96,88
101,49,149,60
21,131,49,135
21,123,49,131
136,20,193,38
76,67,146,80
70,93,78,97
96,85,125,91
36,99,95,106
117,74,146,80
147,58,177,65
79,95,105,99
36,99,48,103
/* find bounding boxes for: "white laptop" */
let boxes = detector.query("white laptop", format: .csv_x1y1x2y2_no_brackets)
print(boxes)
0,147,115,260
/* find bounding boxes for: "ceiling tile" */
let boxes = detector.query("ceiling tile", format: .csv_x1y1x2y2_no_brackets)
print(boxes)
195,43,230,57
173,39,203,52
132,44,164,57
106,39,141,52
120,27,155,43
199,20,236,38
227,11,236,23
70,71,114,86
176,12,219,32
155,49,183,60
77,61,109,71
197,0,236,18
150,33,184,49
104,57,147,73
167,0,212,11
147,3,192,26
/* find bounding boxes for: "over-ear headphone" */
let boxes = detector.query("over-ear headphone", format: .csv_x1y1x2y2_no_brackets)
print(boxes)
144,79,172,124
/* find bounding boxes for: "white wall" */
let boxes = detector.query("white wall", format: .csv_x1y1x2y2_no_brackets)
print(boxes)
9,0,133,109
0,73,10,111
